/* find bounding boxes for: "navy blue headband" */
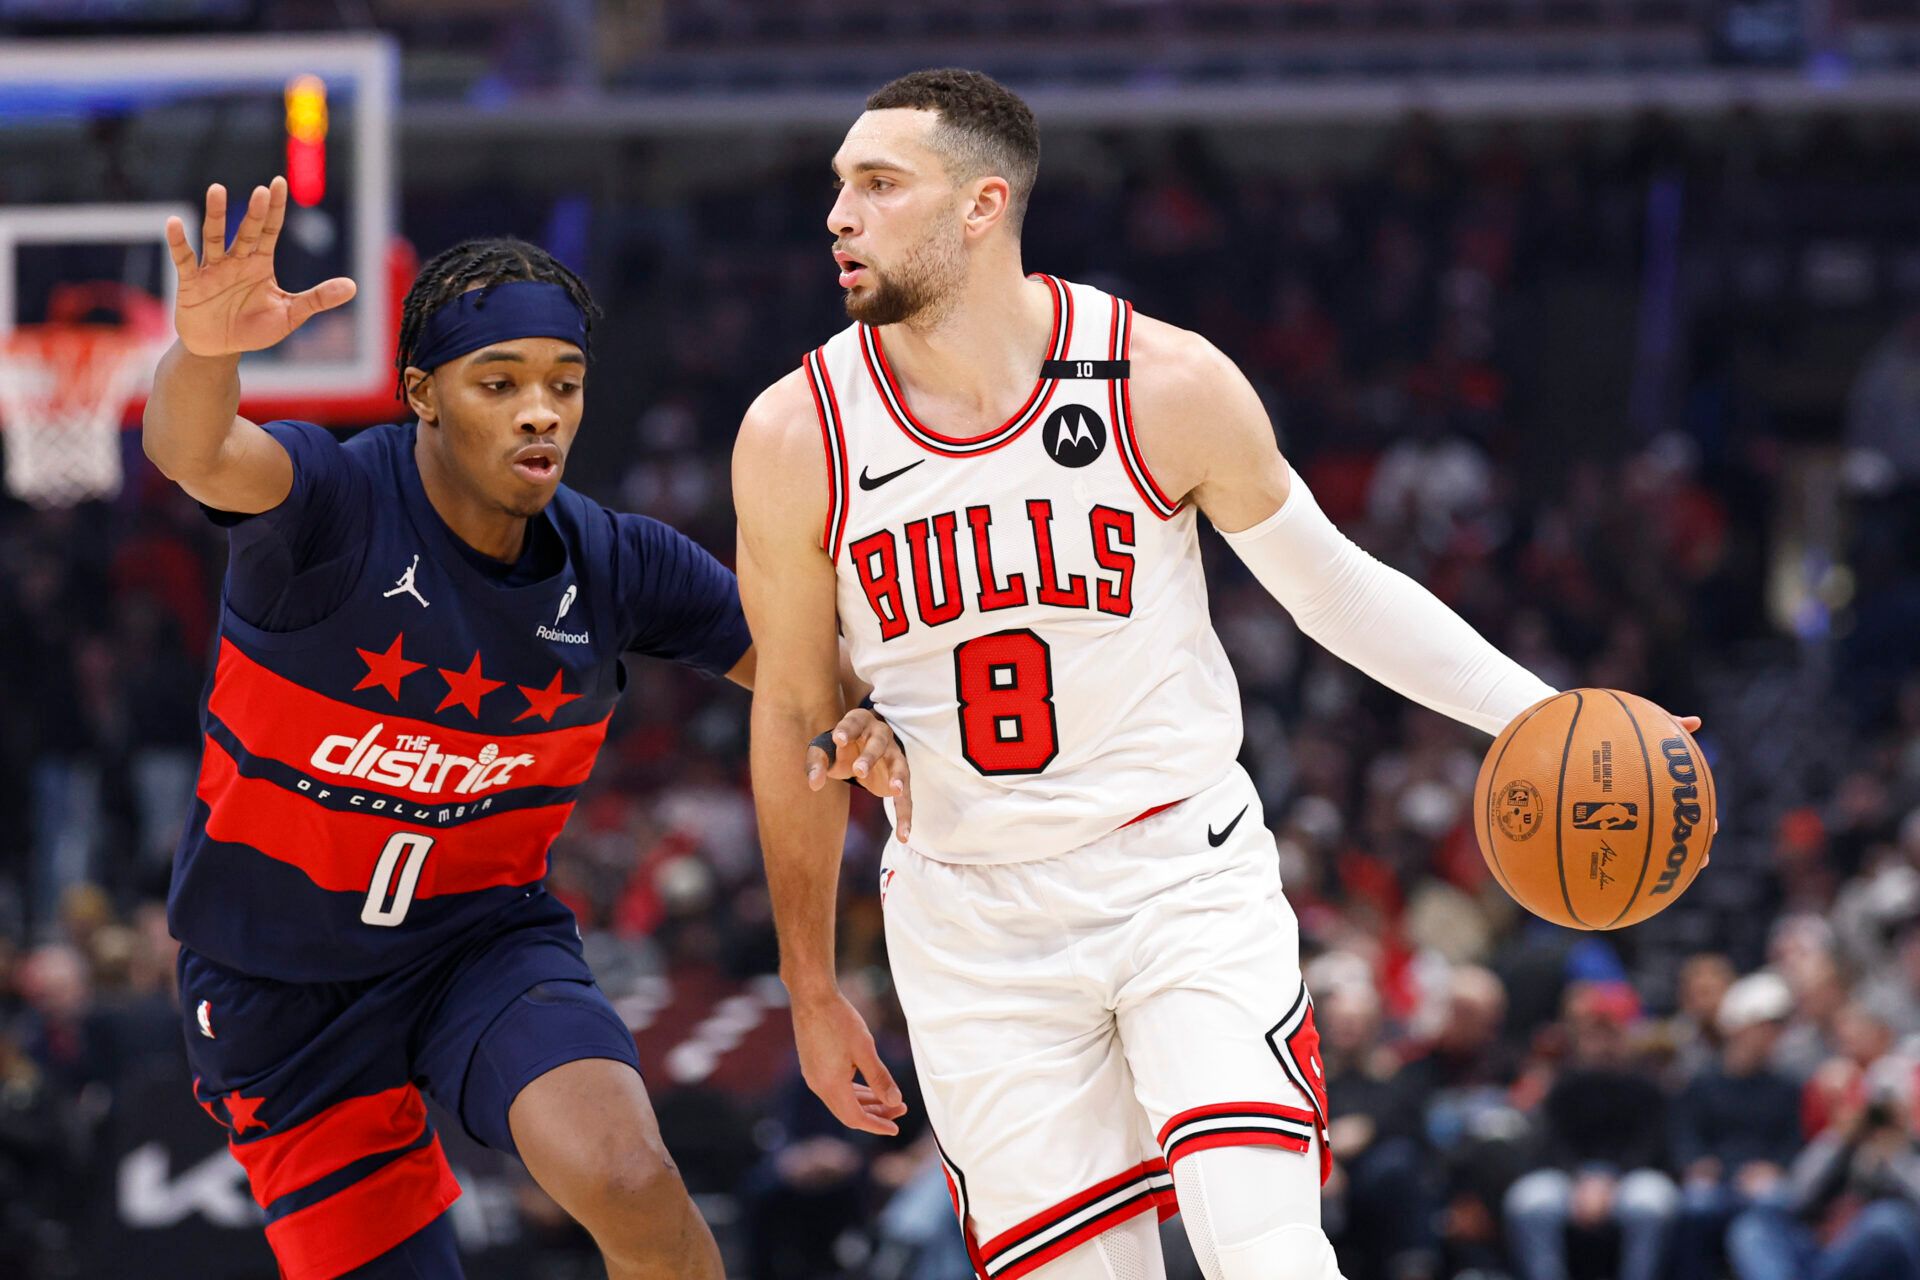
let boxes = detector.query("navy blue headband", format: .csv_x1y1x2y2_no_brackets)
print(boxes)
410,280,588,372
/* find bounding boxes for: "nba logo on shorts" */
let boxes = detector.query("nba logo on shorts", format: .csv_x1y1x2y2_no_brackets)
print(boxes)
196,999,216,1039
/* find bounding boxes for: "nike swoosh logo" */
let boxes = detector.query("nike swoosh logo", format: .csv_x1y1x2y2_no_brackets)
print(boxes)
1208,805,1250,847
858,460,926,490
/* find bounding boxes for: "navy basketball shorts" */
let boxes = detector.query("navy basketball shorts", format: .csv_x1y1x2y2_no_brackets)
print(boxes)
178,890,641,1280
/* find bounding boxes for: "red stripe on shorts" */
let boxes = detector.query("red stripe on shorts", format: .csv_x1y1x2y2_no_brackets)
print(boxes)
1155,1099,1319,1148
262,1139,460,1280
1165,1128,1313,1167
978,1158,1162,1259
227,1082,429,1207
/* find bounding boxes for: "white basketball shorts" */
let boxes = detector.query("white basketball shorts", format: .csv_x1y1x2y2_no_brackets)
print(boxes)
880,764,1330,1280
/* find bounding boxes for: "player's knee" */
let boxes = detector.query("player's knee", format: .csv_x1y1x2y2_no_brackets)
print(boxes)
1214,1222,1342,1280
575,1138,692,1240
1175,1145,1342,1280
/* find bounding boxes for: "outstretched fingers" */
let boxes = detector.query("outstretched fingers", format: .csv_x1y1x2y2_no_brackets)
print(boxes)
286,277,358,329
163,216,199,284
256,176,290,260
228,184,272,259
200,184,228,264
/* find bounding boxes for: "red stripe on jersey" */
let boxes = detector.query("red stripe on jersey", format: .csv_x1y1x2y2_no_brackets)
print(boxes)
229,1083,429,1207
817,352,852,558
861,275,1066,458
1109,299,1183,520
805,349,850,558
262,1139,460,1280
209,639,609,801
805,352,836,553
196,736,568,894
1119,798,1181,830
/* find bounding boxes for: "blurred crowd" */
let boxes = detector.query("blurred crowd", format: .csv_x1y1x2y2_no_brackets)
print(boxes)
2,112,1920,1280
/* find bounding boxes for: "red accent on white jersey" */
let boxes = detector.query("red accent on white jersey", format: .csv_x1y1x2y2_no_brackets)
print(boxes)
807,277,1241,863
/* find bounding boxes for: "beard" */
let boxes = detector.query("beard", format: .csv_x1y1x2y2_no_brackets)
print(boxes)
844,220,967,328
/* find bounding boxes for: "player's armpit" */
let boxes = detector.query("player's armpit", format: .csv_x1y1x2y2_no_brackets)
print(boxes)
1122,315,1294,535
724,645,757,689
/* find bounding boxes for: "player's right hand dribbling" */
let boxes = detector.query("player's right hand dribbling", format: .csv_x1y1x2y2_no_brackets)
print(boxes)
791,990,907,1136
165,176,356,357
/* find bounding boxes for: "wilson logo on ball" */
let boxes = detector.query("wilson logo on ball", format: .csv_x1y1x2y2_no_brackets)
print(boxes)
1650,737,1703,896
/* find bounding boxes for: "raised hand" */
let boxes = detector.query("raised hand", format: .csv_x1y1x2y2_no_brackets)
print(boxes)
165,177,356,358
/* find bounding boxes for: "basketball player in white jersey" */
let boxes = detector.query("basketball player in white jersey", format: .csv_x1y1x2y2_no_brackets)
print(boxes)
734,71,1696,1280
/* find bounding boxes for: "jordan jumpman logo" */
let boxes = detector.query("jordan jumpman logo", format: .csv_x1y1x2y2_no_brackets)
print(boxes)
383,554,430,608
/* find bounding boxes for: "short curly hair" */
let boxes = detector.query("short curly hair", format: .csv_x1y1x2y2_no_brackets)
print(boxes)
867,69,1040,237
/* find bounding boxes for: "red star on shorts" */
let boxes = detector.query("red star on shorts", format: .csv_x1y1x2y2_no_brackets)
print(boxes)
514,668,584,723
354,632,426,699
436,650,504,716
224,1090,269,1135
192,1076,224,1126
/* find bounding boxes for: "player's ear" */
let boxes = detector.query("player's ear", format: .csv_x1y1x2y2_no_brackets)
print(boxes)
404,367,437,425
963,175,1011,239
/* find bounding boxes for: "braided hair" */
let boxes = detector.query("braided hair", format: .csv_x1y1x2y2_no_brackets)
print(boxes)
394,237,601,401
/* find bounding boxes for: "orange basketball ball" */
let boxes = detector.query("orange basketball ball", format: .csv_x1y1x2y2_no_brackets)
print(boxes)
1473,689,1715,930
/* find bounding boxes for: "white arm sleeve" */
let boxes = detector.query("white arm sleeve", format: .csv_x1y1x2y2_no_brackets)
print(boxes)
1219,466,1557,736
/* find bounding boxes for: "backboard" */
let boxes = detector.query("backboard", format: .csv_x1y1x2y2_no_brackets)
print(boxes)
0,34,402,427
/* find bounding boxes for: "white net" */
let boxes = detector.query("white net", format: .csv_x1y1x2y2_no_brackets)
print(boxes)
0,325,157,508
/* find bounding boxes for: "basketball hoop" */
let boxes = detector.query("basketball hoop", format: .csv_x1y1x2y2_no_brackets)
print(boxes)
0,282,167,508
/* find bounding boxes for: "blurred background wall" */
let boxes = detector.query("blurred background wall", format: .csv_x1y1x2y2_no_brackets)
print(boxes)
1,3,1919,1278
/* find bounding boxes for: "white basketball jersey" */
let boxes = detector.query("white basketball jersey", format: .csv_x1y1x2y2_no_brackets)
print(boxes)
807,275,1243,864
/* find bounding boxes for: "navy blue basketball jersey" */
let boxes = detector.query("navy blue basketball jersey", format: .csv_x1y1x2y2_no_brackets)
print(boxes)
168,421,750,982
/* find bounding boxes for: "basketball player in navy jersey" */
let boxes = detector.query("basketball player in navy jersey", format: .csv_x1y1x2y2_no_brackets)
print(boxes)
144,176,910,1280
737,71,1705,1280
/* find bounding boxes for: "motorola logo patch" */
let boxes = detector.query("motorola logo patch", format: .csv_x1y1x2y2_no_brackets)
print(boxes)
1041,406,1107,468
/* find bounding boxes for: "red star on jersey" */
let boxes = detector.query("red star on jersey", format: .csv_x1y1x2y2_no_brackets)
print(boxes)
353,632,425,699
515,667,584,723
224,1090,269,1134
436,650,504,716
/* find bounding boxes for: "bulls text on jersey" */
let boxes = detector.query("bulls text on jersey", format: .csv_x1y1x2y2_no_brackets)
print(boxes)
847,498,1136,641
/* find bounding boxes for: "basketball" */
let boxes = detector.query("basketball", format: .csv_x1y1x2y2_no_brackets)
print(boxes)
1474,689,1714,930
